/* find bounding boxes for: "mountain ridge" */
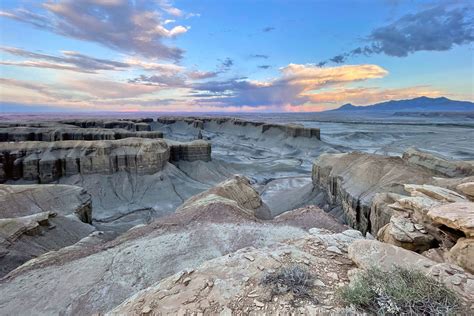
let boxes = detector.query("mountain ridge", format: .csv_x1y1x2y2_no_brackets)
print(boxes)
329,96,474,112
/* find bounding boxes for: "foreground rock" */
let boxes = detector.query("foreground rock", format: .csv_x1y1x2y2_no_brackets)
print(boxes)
0,184,95,277
107,233,356,315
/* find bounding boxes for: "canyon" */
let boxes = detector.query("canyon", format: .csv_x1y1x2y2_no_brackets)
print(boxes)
0,115,473,314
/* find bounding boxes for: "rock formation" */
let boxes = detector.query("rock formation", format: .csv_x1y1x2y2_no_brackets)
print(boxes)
176,175,271,220
60,119,152,131
0,138,170,183
0,184,95,277
402,147,474,177
0,138,212,183
167,139,212,162
0,126,162,142
312,151,434,234
312,148,474,275
156,116,321,140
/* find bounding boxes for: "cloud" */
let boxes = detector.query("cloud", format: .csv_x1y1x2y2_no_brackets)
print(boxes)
123,58,184,74
128,74,186,87
0,78,65,99
0,46,188,75
0,46,129,73
250,54,269,59
190,63,389,108
1,0,189,60
262,26,275,32
322,5,474,64
186,70,219,80
258,65,271,69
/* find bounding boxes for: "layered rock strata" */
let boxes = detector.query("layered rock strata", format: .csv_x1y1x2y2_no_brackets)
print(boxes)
312,151,434,234
402,147,474,177
0,127,162,142
167,139,212,162
60,119,152,131
0,138,170,183
157,116,321,139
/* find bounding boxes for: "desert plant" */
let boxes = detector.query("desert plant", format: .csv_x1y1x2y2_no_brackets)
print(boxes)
261,264,316,303
338,266,463,315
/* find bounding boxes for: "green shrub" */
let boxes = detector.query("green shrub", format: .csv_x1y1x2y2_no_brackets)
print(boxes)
338,266,463,315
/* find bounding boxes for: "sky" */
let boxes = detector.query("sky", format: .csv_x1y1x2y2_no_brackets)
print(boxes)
0,0,473,112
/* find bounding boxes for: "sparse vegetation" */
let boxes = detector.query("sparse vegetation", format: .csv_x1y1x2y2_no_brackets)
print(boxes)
261,264,317,304
338,266,463,315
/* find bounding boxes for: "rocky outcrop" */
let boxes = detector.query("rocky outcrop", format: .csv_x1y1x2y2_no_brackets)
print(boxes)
0,127,162,142
312,151,434,234
176,175,271,220
0,184,95,277
157,116,321,139
348,240,474,302
167,139,211,162
0,138,170,183
402,147,474,177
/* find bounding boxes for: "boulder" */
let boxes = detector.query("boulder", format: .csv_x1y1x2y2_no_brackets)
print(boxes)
427,202,474,237
449,238,474,274
378,216,434,252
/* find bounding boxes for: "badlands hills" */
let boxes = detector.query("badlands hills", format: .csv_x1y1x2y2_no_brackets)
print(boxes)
0,116,473,314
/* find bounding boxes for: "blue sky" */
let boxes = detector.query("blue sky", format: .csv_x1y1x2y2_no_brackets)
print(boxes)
0,0,473,112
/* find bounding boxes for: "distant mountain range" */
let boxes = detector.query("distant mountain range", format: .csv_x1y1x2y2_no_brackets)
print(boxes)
330,97,474,112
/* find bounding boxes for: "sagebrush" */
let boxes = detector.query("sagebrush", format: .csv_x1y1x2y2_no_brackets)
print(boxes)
338,266,463,315
261,265,316,303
